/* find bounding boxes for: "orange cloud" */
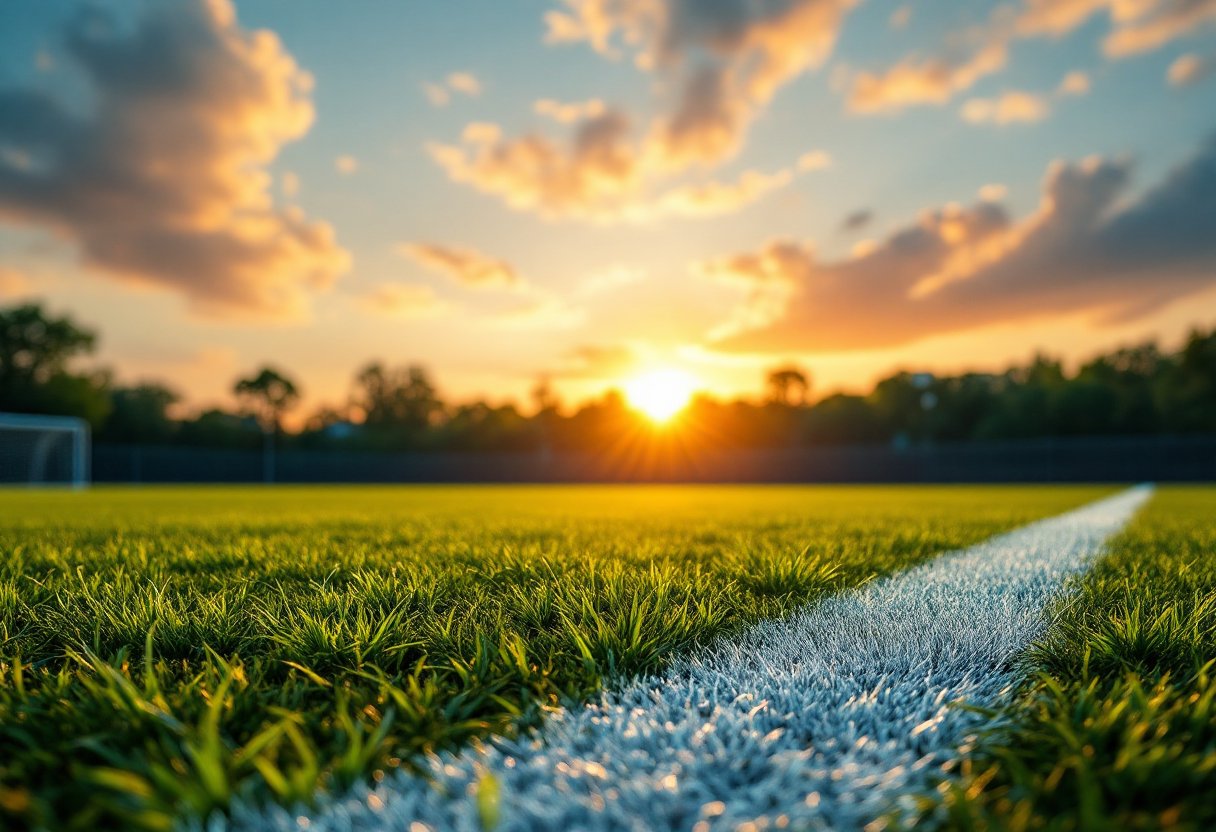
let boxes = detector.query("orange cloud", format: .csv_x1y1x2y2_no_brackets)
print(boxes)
428,111,645,221
423,82,451,107
447,72,482,96
1018,0,1216,56
960,73,1090,126
578,265,648,295
851,0,1216,113
1169,53,1216,86
490,295,586,330
797,150,833,171
849,11,1014,112
548,0,858,167
359,284,450,319
433,0,855,222
960,91,1050,124
430,110,807,221
697,240,806,341
1058,70,1091,95
656,168,795,217
534,98,607,123
401,243,525,290
703,138,1216,352
0,0,349,320
556,344,640,377
422,72,482,107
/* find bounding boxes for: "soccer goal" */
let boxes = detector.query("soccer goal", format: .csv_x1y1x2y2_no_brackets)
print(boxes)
0,413,90,488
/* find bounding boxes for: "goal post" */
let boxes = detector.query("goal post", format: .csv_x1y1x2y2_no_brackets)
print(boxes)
0,412,90,488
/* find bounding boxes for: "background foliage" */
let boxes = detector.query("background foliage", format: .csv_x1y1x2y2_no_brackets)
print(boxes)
3,302,1215,451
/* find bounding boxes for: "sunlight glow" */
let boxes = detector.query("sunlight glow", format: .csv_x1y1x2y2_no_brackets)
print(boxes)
624,368,699,422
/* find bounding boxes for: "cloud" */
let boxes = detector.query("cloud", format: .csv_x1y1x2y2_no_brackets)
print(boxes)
702,137,1216,352
656,167,795,217
433,0,856,221
549,0,858,166
428,112,646,221
556,344,639,377
960,90,1050,124
961,72,1089,126
281,171,300,197
396,242,591,328
423,82,450,107
578,264,648,295
1058,70,1091,95
430,113,806,221
1017,0,1216,57
696,240,805,341
400,242,524,290
358,283,449,319
840,209,872,232
797,150,833,171
534,97,607,123
490,295,587,330
890,6,913,29
852,0,1216,113
1169,53,1216,86
0,0,348,319
979,183,1008,201
447,72,482,96
422,72,482,107
335,155,359,174
848,10,1014,112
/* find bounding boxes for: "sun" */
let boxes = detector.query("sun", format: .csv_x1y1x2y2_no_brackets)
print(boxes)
623,367,698,422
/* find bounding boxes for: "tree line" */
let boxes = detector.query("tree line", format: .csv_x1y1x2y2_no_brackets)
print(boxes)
2,302,1214,451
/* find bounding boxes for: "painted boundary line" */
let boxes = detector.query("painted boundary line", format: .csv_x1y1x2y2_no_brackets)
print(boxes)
219,486,1152,832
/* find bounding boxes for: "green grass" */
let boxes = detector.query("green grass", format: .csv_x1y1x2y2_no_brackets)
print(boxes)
923,487,1216,832
0,484,1107,831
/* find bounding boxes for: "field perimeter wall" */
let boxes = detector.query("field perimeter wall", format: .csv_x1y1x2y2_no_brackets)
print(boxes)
92,436,1216,484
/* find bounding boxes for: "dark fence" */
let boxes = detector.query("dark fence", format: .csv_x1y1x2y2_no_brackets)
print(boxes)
92,436,1216,484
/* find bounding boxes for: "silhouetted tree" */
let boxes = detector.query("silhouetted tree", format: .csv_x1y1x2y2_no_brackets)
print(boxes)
1161,329,1216,432
235,367,300,432
235,367,300,482
176,409,260,448
531,376,559,414
0,303,111,425
101,383,180,443
354,363,442,434
766,366,810,405
804,394,886,444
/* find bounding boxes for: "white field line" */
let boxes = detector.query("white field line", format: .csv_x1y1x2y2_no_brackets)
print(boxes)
220,486,1152,832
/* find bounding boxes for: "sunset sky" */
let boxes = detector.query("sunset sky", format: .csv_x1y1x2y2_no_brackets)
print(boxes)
2,0,1215,420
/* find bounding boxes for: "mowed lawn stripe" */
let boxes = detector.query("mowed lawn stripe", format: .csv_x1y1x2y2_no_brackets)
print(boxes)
227,487,1151,832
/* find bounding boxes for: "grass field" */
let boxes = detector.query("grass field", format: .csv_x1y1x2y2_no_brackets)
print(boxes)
922,486,1216,831
0,485,1109,831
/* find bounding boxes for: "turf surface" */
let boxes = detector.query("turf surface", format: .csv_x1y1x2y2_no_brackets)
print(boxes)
0,485,1108,830
231,490,1147,832
925,486,1216,831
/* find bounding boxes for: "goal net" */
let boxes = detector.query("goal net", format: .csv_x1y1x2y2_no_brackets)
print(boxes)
0,413,90,488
